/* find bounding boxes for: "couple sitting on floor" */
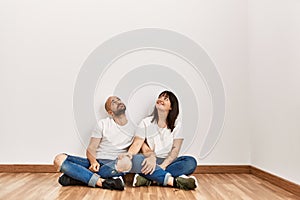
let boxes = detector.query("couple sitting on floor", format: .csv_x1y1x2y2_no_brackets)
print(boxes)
53,91,197,191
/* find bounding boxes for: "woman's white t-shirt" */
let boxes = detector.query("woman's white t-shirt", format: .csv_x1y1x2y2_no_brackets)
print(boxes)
136,116,184,158
91,117,136,160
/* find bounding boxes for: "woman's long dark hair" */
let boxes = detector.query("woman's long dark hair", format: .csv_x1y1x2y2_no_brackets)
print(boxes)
151,91,179,132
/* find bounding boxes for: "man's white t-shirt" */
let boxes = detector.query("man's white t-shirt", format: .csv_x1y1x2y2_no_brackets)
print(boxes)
91,117,136,160
136,116,184,158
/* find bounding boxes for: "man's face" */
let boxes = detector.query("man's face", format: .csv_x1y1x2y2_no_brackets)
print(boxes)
109,96,126,116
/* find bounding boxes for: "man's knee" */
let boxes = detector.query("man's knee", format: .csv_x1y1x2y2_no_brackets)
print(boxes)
116,156,132,172
53,153,67,171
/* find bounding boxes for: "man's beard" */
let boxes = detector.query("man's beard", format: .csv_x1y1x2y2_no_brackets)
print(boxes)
113,103,126,116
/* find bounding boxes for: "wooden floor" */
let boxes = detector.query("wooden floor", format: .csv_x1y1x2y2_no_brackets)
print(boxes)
0,173,299,200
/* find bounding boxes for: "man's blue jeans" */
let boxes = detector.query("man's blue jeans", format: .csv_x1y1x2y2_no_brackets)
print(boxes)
60,154,124,187
59,154,171,187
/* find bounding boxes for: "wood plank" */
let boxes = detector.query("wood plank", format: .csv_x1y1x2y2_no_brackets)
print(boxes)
0,164,251,173
0,173,299,200
250,166,300,197
0,164,57,173
194,165,251,174
0,164,299,197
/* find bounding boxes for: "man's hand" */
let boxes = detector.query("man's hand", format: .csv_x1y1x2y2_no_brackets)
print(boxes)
141,155,156,175
89,161,100,172
86,137,101,172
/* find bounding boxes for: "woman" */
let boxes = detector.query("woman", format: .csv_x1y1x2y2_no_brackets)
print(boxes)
131,90,197,187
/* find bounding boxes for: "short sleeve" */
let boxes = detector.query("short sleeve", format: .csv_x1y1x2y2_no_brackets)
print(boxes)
135,120,146,139
173,120,184,139
91,121,104,138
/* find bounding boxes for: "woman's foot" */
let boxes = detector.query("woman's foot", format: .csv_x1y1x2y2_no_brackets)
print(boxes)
173,175,198,190
132,174,152,187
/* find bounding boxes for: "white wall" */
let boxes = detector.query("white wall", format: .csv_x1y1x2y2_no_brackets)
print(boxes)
0,0,250,165
248,0,300,184
3,0,299,186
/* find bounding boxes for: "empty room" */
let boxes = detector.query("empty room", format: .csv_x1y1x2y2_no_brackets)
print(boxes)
0,0,299,199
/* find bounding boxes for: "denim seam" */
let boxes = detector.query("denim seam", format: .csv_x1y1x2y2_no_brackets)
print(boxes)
88,173,100,187
163,172,171,186
59,155,68,173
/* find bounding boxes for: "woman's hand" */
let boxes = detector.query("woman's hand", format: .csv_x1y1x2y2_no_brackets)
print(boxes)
158,139,183,170
89,161,100,172
141,155,156,175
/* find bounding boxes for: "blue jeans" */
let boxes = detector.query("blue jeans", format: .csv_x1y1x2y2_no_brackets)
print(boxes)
60,154,197,187
60,154,171,186
130,155,197,185
60,154,124,187
130,154,171,186
157,156,197,177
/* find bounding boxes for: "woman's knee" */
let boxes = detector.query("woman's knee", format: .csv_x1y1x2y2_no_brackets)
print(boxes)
184,156,197,173
53,153,67,171
130,154,145,173
132,154,145,164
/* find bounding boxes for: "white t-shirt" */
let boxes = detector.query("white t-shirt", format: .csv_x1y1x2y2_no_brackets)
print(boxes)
91,117,136,160
136,116,184,158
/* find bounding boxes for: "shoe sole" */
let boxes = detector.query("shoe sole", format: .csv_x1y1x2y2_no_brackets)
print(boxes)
132,174,139,187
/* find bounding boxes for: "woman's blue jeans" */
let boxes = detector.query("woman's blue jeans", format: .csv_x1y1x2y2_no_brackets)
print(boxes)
157,155,197,177
130,154,171,186
130,154,197,186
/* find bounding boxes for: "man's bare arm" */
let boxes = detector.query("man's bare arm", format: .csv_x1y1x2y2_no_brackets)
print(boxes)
127,136,145,156
86,137,101,172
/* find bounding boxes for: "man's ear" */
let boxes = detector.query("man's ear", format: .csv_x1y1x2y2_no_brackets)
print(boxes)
107,110,113,116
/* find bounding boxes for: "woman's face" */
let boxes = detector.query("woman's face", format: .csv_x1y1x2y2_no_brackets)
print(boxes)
155,94,172,112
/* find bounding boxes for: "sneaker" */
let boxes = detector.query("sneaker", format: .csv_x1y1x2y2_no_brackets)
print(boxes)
58,174,85,186
132,174,152,187
102,176,124,191
175,175,198,190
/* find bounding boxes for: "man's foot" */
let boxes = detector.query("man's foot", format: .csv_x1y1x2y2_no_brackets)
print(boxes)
132,174,152,187
102,176,124,191
174,175,198,190
58,174,85,186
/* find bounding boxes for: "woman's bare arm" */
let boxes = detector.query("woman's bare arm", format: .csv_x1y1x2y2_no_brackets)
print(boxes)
159,139,183,170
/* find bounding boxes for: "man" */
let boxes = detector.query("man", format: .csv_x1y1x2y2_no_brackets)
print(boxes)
53,96,135,190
